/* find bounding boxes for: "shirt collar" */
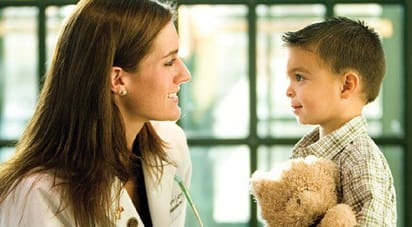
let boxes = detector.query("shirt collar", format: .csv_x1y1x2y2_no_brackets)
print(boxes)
291,115,368,159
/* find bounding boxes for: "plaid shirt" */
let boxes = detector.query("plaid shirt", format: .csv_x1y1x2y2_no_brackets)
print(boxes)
291,116,397,226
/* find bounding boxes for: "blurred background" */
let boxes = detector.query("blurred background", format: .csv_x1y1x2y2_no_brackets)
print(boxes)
0,0,410,226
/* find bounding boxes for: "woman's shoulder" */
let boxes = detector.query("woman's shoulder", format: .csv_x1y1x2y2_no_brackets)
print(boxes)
0,171,73,227
8,171,61,199
1,171,58,212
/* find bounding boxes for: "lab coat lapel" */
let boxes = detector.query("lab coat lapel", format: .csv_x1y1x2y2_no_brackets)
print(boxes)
116,188,144,227
145,163,176,227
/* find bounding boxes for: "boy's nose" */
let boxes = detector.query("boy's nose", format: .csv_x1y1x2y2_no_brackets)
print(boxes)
286,86,294,97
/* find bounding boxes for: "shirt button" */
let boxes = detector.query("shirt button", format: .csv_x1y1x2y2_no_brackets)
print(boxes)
127,217,138,227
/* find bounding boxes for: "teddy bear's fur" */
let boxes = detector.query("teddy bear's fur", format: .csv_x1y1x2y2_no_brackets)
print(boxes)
250,155,356,227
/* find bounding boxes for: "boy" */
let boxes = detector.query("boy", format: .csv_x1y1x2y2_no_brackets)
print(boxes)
283,17,397,226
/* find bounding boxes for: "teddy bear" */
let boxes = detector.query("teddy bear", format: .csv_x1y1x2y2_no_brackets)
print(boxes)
250,155,357,227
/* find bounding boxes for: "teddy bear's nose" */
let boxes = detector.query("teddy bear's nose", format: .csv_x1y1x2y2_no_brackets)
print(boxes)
297,197,301,205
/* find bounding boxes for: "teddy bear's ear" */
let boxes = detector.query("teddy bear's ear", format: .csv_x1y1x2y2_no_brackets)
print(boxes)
250,178,291,223
250,172,289,211
250,170,279,198
250,178,284,200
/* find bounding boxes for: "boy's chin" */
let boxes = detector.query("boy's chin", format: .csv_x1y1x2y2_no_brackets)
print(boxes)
296,117,315,125
295,116,305,124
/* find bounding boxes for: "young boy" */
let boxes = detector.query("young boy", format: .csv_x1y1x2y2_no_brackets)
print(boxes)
283,17,397,226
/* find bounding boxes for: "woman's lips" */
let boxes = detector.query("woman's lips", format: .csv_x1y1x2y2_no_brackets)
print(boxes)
167,92,178,102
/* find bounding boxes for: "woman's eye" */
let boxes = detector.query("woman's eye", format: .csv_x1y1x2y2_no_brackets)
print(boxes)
164,59,176,66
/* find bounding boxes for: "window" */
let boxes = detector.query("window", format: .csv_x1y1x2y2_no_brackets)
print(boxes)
177,2,408,227
0,7,38,142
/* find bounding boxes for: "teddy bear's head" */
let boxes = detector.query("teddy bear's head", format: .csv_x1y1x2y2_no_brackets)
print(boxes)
250,156,344,227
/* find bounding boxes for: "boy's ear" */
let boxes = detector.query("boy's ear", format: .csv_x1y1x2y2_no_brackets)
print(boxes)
110,66,125,93
340,71,360,99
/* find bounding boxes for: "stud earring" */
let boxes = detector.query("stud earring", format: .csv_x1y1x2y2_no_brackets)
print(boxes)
119,89,128,96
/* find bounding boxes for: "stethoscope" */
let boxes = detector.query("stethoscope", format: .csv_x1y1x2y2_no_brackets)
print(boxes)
174,175,204,227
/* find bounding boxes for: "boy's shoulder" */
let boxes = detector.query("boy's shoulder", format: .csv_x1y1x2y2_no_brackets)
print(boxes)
337,132,391,176
341,132,379,158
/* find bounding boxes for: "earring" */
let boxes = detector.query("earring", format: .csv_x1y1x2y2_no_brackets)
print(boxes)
119,89,128,96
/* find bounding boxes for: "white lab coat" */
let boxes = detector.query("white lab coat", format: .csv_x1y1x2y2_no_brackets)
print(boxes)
0,121,192,227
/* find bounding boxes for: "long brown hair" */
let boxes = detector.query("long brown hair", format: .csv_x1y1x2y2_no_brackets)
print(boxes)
0,0,175,226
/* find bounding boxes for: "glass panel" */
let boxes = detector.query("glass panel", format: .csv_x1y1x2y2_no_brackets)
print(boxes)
178,5,249,138
256,5,325,138
0,147,14,163
186,146,250,226
256,145,404,227
335,4,404,137
46,5,76,63
257,145,292,170
381,146,404,227
0,8,38,140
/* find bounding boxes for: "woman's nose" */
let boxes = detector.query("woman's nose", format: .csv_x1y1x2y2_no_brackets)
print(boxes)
175,58,191,84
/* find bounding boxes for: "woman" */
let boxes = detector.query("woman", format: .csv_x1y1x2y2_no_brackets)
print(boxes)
0,0,191,226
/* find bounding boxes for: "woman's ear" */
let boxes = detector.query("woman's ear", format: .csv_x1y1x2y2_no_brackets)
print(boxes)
340,71,360,99
111,66,125,94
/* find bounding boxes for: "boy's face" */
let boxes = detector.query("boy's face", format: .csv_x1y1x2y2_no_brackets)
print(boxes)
285,46,344,129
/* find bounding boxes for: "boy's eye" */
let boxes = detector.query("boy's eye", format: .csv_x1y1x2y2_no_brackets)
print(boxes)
295,74,304,81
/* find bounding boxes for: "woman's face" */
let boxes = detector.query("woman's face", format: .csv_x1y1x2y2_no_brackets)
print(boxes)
115,22,191,124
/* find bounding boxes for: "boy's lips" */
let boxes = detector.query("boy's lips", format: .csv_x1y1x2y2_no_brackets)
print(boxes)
291,104,302,113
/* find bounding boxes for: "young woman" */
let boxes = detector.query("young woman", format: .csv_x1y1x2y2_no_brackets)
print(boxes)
0,0,192,226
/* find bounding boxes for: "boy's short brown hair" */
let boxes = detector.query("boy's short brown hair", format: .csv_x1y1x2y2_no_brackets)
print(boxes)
282,17,385,103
